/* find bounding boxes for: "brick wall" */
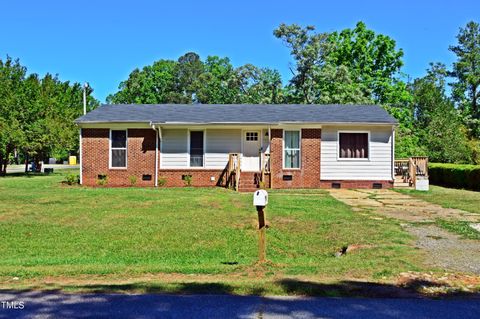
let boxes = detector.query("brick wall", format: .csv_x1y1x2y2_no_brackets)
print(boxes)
319,180,393,189
270,128,321,188
158,169,226,187
81,128,156,187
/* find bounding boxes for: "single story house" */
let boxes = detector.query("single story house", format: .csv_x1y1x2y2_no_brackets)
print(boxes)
75,104,398,191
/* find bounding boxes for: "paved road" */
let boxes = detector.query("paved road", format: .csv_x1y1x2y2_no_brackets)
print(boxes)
1,291,479,319
6,164,79,174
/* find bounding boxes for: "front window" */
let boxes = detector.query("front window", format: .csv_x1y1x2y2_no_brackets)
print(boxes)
190,131,204,167
339,132,369,159
284,130,300,168
110,130,127,168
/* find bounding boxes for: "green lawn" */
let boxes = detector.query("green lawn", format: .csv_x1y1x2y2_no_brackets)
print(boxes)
397,185,480,215
0,171,423,294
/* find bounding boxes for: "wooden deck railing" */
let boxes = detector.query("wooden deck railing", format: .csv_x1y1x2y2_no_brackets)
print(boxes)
411,156,428,177
394,156,428,188
227,153,241,191
260,153,271,188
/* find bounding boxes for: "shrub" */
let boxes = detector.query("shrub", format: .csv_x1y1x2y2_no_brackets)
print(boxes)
96,174,108,186
64,174,79,185
158,177,167,187
129,175,137,186
429,163,480,191
182,174,192,187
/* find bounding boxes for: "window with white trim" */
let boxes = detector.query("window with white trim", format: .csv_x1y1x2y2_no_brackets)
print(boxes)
110,130,127,168
284,130,300,168
339,132,369,159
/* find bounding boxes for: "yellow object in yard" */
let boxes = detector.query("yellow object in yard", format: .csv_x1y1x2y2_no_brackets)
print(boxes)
68,156,77,165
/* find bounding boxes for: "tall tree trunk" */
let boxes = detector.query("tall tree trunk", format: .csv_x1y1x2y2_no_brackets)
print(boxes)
473,85,478,118
0,153,4,177
2,145,11,175
24,152,29,173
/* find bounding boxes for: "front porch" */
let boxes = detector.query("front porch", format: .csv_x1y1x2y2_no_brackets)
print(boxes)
225,152,271,192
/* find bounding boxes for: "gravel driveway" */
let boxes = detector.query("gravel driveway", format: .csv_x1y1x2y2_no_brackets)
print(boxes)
328,189,480,275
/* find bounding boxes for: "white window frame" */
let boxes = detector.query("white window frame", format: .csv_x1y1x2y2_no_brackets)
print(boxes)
109,129,128,169
337,130,370,161
283,129,301,169
188,129,206,168
245,131,259,141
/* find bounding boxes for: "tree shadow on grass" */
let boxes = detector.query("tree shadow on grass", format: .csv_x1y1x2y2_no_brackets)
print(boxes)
2,172,56,178
13,277,479,299
276,278,480,298
53,282,236,295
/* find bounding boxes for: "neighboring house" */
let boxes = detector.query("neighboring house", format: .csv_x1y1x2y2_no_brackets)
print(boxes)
75,104,398,191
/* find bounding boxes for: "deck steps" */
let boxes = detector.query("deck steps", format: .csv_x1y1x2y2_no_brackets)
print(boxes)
394,176,412,189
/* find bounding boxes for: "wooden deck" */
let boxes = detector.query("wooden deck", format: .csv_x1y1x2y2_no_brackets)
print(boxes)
394,156,428,189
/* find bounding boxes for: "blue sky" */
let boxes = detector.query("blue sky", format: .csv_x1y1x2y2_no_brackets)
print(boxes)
1,0,478,102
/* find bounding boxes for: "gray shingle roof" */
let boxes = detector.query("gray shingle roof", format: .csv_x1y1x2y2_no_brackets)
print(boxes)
75,104,398,125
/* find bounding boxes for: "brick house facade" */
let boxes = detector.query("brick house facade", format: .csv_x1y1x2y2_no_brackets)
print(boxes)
77,104,397,190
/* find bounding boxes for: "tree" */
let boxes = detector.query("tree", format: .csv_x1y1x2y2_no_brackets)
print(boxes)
449,21,480,137
274,21,409,106
273,23,330,103
108,53,284,105
0,56,98,175
107,59,178,104
410,63,470,163
0,57,27,175
232,64,283,104
195,56,239,103
327,22,405,105
176,52,204,103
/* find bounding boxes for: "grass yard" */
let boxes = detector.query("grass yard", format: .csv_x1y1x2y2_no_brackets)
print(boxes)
397,185,480,215
0,171,424,295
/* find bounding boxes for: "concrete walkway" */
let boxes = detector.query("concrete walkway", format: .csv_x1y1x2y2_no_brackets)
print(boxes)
328,189,480,275
1,291,479,319
328,189,480,223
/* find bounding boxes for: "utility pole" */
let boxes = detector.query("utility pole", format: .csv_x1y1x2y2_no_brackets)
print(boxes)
83,82,88,115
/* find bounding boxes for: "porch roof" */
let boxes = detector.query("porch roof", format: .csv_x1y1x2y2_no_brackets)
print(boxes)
75,104,398,125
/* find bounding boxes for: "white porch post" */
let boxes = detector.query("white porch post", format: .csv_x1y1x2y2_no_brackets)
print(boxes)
154,126,159,187
79,128,83,185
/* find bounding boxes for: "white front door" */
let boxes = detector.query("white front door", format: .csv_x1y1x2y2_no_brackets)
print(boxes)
242,131,261,171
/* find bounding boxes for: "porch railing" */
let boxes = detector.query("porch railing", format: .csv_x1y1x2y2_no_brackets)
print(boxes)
260,153,271,188
394,156,428,188
227,153,241,191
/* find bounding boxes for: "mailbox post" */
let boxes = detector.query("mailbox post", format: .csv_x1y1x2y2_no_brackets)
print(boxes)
253,190,268,262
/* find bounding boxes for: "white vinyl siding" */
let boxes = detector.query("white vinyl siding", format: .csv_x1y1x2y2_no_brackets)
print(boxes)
160,129,189,168
205,129,241,168
321,125,393,180
160,128,241,169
